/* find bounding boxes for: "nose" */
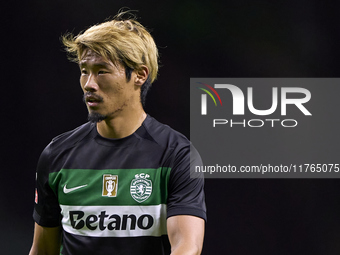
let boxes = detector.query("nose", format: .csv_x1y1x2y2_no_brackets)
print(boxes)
83,74,99,92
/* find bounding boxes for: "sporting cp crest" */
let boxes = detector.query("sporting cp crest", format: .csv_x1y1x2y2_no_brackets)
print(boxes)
102,174,118,197
130,173,152,203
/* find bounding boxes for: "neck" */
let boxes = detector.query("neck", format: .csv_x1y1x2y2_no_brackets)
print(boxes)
96,107,147,139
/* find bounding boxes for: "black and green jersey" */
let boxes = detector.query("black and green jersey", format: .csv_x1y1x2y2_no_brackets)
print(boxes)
33,115,206,255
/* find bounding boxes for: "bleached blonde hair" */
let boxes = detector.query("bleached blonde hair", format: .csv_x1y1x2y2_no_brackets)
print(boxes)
62,11,159,105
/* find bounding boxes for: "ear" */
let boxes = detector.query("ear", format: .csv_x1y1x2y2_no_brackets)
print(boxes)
134,65,149,86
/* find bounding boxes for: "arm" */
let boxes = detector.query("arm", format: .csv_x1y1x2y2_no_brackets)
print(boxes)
167,215,205,255
29,223,62,255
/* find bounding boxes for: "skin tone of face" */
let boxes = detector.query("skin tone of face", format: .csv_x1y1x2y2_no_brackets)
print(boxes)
79,50,149,139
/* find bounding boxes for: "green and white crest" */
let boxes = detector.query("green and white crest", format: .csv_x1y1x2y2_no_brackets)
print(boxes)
130,173,152,203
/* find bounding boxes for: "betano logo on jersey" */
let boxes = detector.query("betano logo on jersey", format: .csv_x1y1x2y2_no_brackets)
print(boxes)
102,174,118,197
69,210,154,231
61,204,167,237
130,173,152,203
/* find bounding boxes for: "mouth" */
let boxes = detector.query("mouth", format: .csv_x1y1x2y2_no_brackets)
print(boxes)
83,93,103,108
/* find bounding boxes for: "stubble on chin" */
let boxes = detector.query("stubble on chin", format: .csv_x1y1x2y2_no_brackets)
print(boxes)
87,100,129,123
88,112,107,123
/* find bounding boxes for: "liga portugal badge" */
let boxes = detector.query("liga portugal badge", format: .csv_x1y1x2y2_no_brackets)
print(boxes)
35,189,38,204
102,174,118,197
130,173,152,203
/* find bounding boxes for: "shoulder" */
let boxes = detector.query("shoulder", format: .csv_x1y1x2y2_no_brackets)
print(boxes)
141,115,190,150
41,122,94,159
50,122,93,147
142,115,202,176
37,122,95,174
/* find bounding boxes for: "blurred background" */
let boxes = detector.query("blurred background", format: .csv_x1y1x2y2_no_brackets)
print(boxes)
2,0,340,254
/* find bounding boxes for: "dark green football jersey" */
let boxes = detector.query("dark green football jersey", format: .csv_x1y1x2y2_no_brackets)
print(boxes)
33,115,206,255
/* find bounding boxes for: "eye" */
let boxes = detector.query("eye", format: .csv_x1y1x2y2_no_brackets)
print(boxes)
98,70,108,75
81,69,88,75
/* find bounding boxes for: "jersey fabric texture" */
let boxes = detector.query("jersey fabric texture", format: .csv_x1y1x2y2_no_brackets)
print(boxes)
33,115,206,255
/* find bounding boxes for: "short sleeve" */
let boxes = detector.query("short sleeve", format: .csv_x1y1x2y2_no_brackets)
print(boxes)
166,144,206,221
33,143,61,227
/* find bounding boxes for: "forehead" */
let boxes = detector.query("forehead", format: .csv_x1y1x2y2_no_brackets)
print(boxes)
79,50,113,67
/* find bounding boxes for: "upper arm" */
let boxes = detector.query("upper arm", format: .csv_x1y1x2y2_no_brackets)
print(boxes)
167,215,205,255
166,144,206,254
167,144,206,220
29,223,62,255
31,144,62,255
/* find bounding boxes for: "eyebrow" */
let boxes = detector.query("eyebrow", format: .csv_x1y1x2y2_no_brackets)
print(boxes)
78,62,112,68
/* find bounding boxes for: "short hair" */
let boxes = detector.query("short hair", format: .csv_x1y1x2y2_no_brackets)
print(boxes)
61,11,159,107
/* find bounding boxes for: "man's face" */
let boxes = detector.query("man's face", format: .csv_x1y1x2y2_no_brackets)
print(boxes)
79,50,139,122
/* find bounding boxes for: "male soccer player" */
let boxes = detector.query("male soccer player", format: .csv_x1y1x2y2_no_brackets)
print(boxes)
29,11,206,255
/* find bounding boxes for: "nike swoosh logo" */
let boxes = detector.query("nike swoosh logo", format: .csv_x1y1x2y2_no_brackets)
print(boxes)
63,184,88,194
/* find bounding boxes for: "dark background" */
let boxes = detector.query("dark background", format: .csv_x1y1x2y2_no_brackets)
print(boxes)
3,0,340,254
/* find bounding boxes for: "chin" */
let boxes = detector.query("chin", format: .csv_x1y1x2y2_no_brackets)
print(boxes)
88,112,107,123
